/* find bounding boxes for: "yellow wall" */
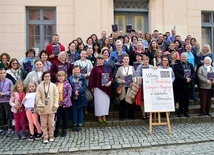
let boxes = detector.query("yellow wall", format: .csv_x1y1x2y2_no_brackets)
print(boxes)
0,0,214,59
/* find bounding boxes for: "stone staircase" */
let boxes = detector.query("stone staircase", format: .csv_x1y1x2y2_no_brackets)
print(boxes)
83,98,214,127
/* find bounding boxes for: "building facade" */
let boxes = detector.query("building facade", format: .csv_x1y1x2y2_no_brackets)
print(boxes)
0,0,214,59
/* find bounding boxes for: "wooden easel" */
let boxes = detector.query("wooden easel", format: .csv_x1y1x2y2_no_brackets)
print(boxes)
149,112,171,134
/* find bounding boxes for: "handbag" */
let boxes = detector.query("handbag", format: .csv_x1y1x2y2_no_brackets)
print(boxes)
116,84,122,95
85,88,93,102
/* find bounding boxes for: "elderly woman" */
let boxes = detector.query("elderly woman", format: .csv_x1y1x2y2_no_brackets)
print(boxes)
6,58,27,84
0,53,11,70
50,51,73,83
174,52,195,117
115,54,136,120
197,57,214,116
110,40,127,67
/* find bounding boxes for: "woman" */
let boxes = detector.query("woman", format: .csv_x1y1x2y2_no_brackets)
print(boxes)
6,58,27,84
136,55,153,119
33,50,52,71
142,32,152,50
36,71,59,143
174,52,195,117
146,40,159,65
124,35,134,65
0,53,11,70
101,38,111,49
110,40,127,67
85,37,93,50
69,65,88,131
197,44,213,68
174,40,185,55
74,50,93,84
19,49,36,75
67,42,80,65
92,42,101,58
152,49,162,67
115,54,136,120
23,60,44,86
50,51,73,83
197,57,214,116
131,36,138,50
158,56,175,82
89,54,113,122
90,34,98,43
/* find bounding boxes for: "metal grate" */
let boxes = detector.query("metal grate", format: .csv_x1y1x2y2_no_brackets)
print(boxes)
114,0,149,9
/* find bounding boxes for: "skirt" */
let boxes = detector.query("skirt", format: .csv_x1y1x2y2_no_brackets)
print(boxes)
94,88,110,116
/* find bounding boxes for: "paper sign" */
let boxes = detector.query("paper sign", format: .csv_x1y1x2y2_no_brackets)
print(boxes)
24,92,36,108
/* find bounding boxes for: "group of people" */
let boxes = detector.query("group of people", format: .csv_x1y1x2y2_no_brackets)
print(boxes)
0,29,213,143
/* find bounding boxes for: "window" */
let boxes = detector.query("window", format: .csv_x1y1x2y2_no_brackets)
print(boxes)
201,12,214,52
26,7,56,55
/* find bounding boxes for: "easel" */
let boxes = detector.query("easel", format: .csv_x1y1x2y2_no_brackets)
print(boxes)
149,112,171,134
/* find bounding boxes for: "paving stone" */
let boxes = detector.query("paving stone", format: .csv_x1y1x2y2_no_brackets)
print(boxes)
101,145,111,150
122,144,132,148
112,120,120,126
2,151,14,155
131,143,141,147
141,142,151,147
112,144,122,149
69,147,79,152
39,149,50,154
173,117,180,123
28,149,39,154
90,146,102,150
49,148,58,154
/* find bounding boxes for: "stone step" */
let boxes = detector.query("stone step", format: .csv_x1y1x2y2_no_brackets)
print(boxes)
83,113,214,127
84,104,214,121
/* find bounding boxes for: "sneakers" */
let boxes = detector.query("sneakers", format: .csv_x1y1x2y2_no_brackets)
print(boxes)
28,134,35,141
77,125,82,131
5,129,13,137
35,133,43,140
0,129,5,136
54,130,59,137
49,137,54,142
21,131,26,139
14,132,20,140
43,138,48,144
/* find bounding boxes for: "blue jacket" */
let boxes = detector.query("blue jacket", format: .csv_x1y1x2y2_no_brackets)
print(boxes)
110,50,127,63
69,75,88,107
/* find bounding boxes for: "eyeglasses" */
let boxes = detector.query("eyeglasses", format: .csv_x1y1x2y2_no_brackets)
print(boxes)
98,58,104,59
44,76,50,77
162,60,168,61
12,62,18,65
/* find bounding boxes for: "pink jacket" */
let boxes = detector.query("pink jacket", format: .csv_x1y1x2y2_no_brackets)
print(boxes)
9,92,26,113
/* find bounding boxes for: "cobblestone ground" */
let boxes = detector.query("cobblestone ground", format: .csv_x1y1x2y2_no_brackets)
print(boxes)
0,123,214,154
71,142,214,155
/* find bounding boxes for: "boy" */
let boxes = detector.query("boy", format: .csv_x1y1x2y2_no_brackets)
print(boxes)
0,68,13,136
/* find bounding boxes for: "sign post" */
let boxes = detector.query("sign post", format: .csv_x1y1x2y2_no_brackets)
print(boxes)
143,69,175,134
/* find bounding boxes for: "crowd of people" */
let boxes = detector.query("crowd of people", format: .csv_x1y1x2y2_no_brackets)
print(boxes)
0,28,213,143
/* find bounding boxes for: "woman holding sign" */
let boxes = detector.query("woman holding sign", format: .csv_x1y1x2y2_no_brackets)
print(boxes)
115,54,136,120
197,56,214,116
174,52,195,117
89,54,113,123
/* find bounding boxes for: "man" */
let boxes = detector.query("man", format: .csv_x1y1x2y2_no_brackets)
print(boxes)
152,30,159,40
157,33,168,52
0,68,13,136
98,31,107,46
167,29,176,44
46,34,65,64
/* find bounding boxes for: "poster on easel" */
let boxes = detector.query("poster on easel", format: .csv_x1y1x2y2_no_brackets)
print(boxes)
143,69,175,112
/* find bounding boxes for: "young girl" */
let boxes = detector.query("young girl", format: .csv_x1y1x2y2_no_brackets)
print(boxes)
54,71,72,137
24,82,43,141
9,81,27,140
36,71,59,143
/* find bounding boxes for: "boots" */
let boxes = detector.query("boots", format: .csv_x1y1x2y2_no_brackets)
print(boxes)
21,131,26,139
14,132,20,140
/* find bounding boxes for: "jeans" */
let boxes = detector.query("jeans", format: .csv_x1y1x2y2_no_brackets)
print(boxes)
72,101,84,125
55,106,69,131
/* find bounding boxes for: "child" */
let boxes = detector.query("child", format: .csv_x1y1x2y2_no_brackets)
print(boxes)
54,71,72,137
0,68,13,137
9,81,27,140
69,65,87,131
36,71,59,143
24,82,43,141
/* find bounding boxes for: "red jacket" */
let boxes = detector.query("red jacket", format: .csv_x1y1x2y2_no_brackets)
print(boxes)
46,43,65,64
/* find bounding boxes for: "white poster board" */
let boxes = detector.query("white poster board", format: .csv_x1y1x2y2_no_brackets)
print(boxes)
24,92,36,108
143,69,175,112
